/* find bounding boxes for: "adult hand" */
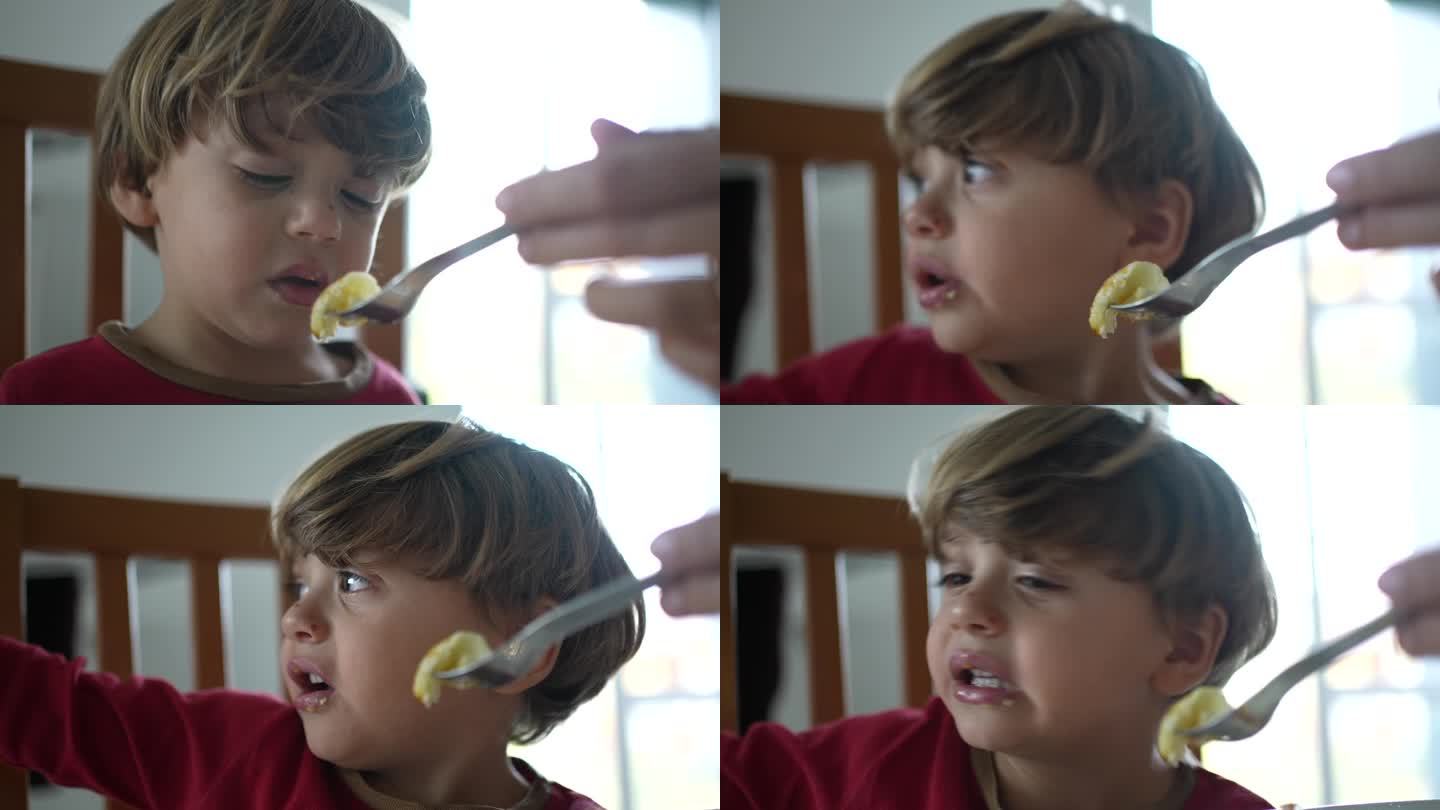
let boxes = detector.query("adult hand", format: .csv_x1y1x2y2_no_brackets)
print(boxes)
1327,129,1440,250
1378,547,1440,656
496,120,720,389
651,512,720,617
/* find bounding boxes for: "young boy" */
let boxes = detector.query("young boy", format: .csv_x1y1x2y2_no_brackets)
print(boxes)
0,419,643,808
722,406,1280,809
0,0,430,403
722,4,1264,404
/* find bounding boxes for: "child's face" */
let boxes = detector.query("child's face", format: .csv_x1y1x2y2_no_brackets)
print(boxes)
141,105,389,350
905,144,1137,362
924,531,1175,759
280,554,512,770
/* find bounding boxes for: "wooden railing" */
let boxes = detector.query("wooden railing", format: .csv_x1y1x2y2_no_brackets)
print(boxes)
0,477,275,810
720,474,930,732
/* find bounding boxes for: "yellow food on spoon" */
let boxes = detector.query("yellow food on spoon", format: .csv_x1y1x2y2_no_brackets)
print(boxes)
1156,686,1231,766
1088,260,1169,338
310,271,381,340
412,631,491,708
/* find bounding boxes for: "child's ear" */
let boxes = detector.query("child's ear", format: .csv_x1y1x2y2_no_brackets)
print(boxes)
1124,179,1194,271
109,179,158,228
492,597,560,696
1151,604,1227,697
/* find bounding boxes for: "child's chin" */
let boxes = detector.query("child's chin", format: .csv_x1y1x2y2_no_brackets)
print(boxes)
926,319,982,355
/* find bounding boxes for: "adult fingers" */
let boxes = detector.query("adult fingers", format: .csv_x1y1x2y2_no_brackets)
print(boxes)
1327,129,1440,208
496,128,719,227
514,203,719,264
1335,200,1440,249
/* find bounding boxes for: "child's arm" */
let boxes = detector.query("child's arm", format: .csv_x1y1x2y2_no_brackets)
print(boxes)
0,635,279,808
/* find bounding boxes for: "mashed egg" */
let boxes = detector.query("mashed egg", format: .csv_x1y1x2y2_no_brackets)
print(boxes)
412,631,491,708
1088,260,1168,338
1156,685,1231,766
310,272,381,340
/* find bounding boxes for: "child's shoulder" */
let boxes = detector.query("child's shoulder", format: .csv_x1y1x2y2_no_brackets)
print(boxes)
352,345,422,404
723,699,983,809
0,332,121,404
1187,767,1274,809
723,325,999,404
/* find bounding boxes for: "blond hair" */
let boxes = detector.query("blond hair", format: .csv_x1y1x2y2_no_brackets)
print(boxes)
272,419,643,744
911,406,1275,687
96,0,432,251
888,3,1263,280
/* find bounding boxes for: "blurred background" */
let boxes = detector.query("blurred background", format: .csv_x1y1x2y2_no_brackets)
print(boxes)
723,404,1440,806
3,0,718,404
721,0,1440,404
1,404,719,810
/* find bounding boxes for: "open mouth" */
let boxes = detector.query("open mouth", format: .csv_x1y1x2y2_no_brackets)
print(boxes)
274,276,325,289
918,270,948,290
959,667,1015,691
911,259,963,309
288,662,336,712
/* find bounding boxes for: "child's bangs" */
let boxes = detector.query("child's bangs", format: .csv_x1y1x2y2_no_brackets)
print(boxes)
934,462,1205,609
272,472,485,585
888,6,1172,196
185,0,431,188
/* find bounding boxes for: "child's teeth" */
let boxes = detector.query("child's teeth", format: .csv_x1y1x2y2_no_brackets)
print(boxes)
308,673,324,685
969,669,1013,689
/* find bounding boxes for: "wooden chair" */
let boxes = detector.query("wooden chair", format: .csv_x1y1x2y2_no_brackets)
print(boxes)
0,476,275,810
719,91,1182,374
720,92,905,371
0,56,408,378
719,473,930,733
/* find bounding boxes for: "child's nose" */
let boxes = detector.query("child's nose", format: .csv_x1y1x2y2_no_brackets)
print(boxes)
281,604,330,642
949,588,1005,636
288,197,342,243
903,195,952,240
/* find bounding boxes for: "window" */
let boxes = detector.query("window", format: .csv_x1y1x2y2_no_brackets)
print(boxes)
1154,0,1440,404
403,1,718,405
462,404,720,810
1168,406,1440,804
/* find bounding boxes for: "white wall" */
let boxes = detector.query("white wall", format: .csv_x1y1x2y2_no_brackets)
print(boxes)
3,404,456,809
721,0,1151,378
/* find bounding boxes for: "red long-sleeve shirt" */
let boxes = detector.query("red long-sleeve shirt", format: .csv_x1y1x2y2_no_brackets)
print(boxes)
722,698,1273,810
0,322,420,404
0,636,600,809
722,326,1234,405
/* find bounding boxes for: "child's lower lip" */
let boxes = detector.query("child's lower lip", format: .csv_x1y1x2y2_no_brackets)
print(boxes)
917,278,962,310
292,688,336,712
270,279,324,308
954,682,1019,706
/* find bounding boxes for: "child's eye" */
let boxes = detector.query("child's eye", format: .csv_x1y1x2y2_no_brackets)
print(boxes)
285,579,308,602
961,158,994,185
904,171,926,195
238,168,291,189
342,191,383,212
934,572,971,589
337,570,372,594
1017,575,1061,591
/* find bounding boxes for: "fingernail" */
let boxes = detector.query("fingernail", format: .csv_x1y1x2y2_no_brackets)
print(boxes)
1326,162,1355,195
1338,220,1361,246
495,187,514,212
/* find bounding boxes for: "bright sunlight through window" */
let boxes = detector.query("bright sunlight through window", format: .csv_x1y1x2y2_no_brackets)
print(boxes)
461,404,720,810
401,1,718,406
